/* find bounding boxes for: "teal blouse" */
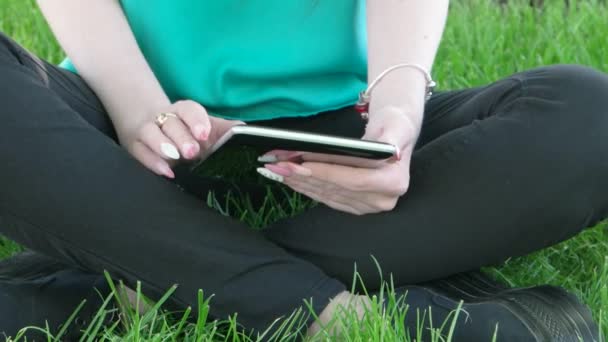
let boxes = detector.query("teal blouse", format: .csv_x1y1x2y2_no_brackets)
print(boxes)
61,0,368,121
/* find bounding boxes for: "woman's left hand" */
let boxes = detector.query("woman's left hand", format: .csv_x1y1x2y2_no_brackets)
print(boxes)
258,106,419,215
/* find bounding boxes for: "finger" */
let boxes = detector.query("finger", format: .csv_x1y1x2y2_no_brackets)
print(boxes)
197,117,246,160
139,122,181,160
173,100,211,141
296,158,407,196
284,177,346,206
258,150,303,163
160,116,200,159
202,116,245,146
211,115,245,128
281,155,400,210
300,161,384,192
316,158,409,196
281,167,374,210
131,141,175,178
285,176,384,214
209,116,246,139
285,181,364,215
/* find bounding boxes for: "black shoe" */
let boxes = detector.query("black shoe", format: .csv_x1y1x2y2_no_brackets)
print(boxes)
389,272,600,342
0,251,113,340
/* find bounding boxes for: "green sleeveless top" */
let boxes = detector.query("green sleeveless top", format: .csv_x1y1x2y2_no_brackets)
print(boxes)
61,0,368,121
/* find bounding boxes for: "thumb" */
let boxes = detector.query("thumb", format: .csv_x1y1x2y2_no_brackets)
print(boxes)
211,116,246,130
362,107,417,151
198,117,246,160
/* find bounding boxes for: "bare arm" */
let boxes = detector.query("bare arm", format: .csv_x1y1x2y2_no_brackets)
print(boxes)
275,2,450,217
37,0,169,134
37,0,228,178
367,0,449,136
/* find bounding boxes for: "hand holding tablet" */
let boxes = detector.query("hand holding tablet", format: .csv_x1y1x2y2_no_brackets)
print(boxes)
200,124,400,168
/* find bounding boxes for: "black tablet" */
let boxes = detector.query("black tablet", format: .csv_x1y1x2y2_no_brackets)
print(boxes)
201,125,400,167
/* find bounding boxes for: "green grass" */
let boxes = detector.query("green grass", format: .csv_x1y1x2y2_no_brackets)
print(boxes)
1,0,608,340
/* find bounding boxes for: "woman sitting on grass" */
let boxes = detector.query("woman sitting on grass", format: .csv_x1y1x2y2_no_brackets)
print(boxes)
0,0,606,340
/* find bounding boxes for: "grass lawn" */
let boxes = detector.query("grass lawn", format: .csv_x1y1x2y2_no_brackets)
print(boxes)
1,0,607,340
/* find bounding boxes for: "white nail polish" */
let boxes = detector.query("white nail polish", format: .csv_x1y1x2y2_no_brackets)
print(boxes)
160,143,180,160
256,167,284,183
257,154,278,163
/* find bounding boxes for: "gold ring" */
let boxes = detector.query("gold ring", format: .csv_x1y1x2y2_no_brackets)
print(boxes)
154,112,178,128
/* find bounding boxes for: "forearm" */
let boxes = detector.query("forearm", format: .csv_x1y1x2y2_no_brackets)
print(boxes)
367,0,449,130
37,0,170,135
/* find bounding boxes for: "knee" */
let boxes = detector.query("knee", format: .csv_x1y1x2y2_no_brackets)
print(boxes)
0,31,13,51
524,64,608,106
0,32,21,64
518,65,608,170
521,64,608,126
558,64,608,90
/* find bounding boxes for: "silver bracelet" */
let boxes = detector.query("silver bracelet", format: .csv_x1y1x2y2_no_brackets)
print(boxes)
354,63,436,121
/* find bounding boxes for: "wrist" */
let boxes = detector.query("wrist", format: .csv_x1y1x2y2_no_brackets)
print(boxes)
368,64,431,110
370,88,426,119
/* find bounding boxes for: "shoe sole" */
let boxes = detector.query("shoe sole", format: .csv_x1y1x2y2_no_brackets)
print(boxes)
425,272,599,342
541,285,600,341
461,273,598,341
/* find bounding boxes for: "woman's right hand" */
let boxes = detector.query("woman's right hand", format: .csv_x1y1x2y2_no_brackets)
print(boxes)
117,100,243,179
39,2,246,178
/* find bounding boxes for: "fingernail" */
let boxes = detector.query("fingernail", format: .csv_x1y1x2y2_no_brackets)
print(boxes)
157,163,175,178
182,142,198,159
264,163,293,177
194,125,209,141
257,151,301,162
257,154,278,163
160,143,180,160
256,167,284,183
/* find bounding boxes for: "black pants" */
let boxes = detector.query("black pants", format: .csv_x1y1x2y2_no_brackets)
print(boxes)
1,31,608,333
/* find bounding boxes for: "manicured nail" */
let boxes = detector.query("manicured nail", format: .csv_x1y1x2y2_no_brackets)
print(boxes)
257,154,278,163
258,151,301,162
194,125,209,141
160,143,180,160
264,163,293,177
256,167,284,183
182,142,198,159
157,163,175,178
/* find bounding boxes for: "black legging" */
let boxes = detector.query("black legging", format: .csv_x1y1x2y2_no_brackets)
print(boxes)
1,31,608,333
